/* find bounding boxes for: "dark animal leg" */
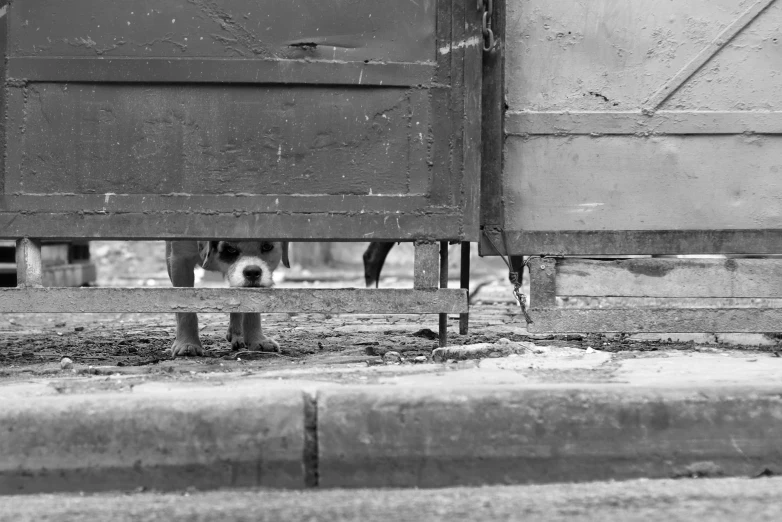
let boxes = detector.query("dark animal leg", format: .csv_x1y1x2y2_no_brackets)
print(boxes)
363,241,396,288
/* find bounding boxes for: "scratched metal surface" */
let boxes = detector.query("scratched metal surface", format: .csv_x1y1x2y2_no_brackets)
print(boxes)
8,85,429,196
8,0,437,63
0,0,481,242
497,0,782,254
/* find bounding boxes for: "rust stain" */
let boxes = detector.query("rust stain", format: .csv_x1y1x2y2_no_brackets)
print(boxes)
724,258,738,272
6,78,28,88
624,260,675,278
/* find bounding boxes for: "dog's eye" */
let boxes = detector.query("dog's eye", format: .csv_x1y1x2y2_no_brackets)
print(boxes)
223,246,239,255
261,243,274,253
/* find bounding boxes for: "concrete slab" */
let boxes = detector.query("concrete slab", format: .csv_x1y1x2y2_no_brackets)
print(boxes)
615,352,782,386
0,379,308,495
317,383,782,488
479,349,612,370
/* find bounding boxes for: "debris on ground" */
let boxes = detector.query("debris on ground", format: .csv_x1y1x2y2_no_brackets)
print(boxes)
432,338,542,363
383,351,402,364
411,328,438,340
672,461,725,479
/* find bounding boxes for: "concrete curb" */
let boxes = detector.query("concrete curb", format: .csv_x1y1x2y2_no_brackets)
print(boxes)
3,380,782,494
0,382,308,494
318,384,782,487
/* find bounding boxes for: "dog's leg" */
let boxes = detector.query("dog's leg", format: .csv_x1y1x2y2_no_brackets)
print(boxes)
167,241,204,356
226,312,244,349
243,313,280,352
363,241,395,288
226,313,279,352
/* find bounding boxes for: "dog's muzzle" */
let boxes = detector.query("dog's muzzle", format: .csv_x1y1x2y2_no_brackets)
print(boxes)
243,265,263,286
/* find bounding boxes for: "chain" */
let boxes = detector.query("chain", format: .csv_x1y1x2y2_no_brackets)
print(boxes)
516,256,542,325
509,269,533,325
480,0,498,52
483,227,534,325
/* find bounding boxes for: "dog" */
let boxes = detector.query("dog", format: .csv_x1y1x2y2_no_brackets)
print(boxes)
363,241,396,288
166,240,289,356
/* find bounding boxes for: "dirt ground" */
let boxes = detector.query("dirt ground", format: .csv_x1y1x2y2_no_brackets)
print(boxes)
0,241,779,381
0,304,599,377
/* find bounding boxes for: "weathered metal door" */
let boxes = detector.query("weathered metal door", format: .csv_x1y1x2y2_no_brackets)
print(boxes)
483,0,782,256
480,0,782,333
0,0,483,323
1,0,481,243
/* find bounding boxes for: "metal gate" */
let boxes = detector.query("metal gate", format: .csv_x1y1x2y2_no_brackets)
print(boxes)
0,0,484,343
481,0,782,332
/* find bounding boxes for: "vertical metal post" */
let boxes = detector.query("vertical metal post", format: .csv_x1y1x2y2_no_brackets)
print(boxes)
413,240,439,289
459,242,470,334
16,238,43,288
530,257,557,308
439,241,449,347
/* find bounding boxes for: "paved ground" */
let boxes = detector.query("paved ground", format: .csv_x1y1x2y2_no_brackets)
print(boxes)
2,478,782,522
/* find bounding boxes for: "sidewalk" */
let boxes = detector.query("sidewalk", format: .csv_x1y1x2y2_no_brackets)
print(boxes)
4,478,782,522
1,261,781,494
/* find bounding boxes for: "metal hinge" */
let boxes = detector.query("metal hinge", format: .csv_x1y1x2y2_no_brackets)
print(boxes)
479,0,499,52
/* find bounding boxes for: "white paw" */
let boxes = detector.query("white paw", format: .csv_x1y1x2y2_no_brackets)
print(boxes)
245,336,280,353
171,339,204,357
227,329,279,352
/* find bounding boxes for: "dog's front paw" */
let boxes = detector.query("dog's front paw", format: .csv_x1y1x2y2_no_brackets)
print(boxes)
171,339,204,357
246,336,280,353
228,333,245,351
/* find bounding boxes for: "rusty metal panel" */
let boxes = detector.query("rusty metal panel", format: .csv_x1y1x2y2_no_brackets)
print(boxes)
491,0,782,255
525,256,782,333
555,258,782,298
8,85,429,196
504,135,782,232
527,308,782,333
0,1,6,195
413,241,440,289
0,212,462,241
8,58,433,86
1,1,483,242
505,0,776,112
9,0,436,63
0,288,468,314
481,230,782,257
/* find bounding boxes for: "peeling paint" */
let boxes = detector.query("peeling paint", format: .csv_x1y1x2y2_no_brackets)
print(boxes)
438,36,480,55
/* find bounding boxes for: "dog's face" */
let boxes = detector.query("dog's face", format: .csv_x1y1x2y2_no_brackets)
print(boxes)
198,241,289,288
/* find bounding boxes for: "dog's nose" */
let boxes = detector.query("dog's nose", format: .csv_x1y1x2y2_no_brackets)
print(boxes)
243,265,262,280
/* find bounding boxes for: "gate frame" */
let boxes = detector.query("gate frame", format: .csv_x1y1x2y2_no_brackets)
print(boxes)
0,0,488,347
478,0,782,334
